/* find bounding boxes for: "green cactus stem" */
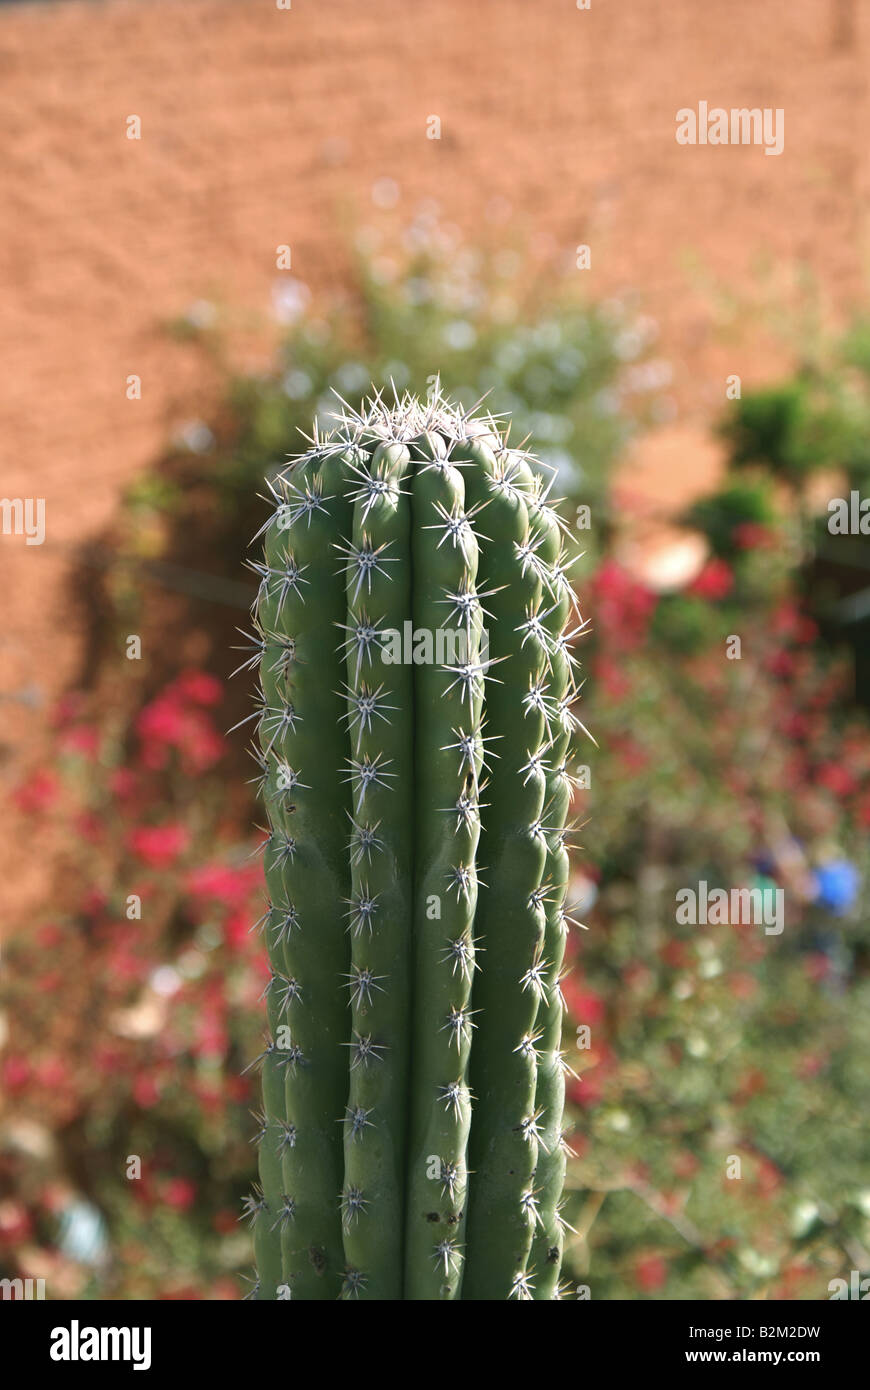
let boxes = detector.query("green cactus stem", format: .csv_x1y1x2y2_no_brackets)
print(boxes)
242,390,586,1300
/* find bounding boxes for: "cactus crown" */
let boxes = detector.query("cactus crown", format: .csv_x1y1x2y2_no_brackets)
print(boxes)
243,385,585,1300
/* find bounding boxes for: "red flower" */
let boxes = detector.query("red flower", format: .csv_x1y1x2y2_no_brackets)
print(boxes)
128,823,190,868
74,810,104,844
673,1151,700,1179
110,768,139,801
733,521,777,550
567,1073,604,1106
560,975,605,1025
224,909,253,952
82,888,108,917
767,649,796,679
35,1056,69,1088
612,734,649,773
195,1012,228,1060
163,1178,197,1211
2,1056,31,1092
660,940,689,969
61,725,100,758
133,1075,161,1108
770,601,817,645
689,557,733,601
186,862,253,910
591,560,656,650
50,693,86,727
804,952,831,983
182,721,224,772
633,1254,668,1292
173,670,222,707
212,1277,241,1300
212,1210,239,1235
730,973,758,1000
816,762,855,798
12,770,59,814
137,694,187,748
136,692,224,772
594,654,631,701
0,1201,33,1246
753,1158,782,1198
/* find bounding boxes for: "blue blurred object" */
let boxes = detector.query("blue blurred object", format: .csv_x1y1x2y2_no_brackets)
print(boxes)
811,860,861,917
57,1198,108,1266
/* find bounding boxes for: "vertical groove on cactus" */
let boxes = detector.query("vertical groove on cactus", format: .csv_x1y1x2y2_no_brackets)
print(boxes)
403,427,483,1299
339,439,414,1299
243,389,585,1300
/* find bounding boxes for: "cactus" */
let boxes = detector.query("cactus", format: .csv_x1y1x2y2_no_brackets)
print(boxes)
242,389,586,1300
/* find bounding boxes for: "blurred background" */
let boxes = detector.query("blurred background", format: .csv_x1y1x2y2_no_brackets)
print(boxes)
1,0,869,1299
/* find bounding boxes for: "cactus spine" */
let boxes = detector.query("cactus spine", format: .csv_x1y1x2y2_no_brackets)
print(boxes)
244,390,585,1299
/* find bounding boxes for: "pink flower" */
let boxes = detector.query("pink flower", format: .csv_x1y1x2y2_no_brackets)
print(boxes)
591,561,656,650
594,654,631,701
135,692,223,772
181,720,224,772
110,768,139,801
12,770,59,814
35,1057,69,1088
2,1056,31,1092
816,762,856,798
163,1178,197,1211
74,811,104,843
133,1075,161,1108
633,1255,668,1292
128,823,190,868
0,1201,33,1245
195,1013,228,1060
187,863,247,905
733,521,777,550
82,888,108,917
224,909,253,951
689,557,733,601
50,693,86,727
770,601,817,645
173,670,222,707
61,725,100,758
612,734,649,773
561,975,605,1025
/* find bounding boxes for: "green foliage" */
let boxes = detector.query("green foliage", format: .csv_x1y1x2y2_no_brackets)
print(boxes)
683,477,778,559
565,555,870,1299
719,379,847,488
150,233,655,571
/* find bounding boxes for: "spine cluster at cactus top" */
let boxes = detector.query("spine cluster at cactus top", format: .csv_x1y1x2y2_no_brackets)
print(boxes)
241,389,588,1300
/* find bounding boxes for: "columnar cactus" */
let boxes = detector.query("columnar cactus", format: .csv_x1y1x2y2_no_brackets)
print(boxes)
242,389,586,1300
